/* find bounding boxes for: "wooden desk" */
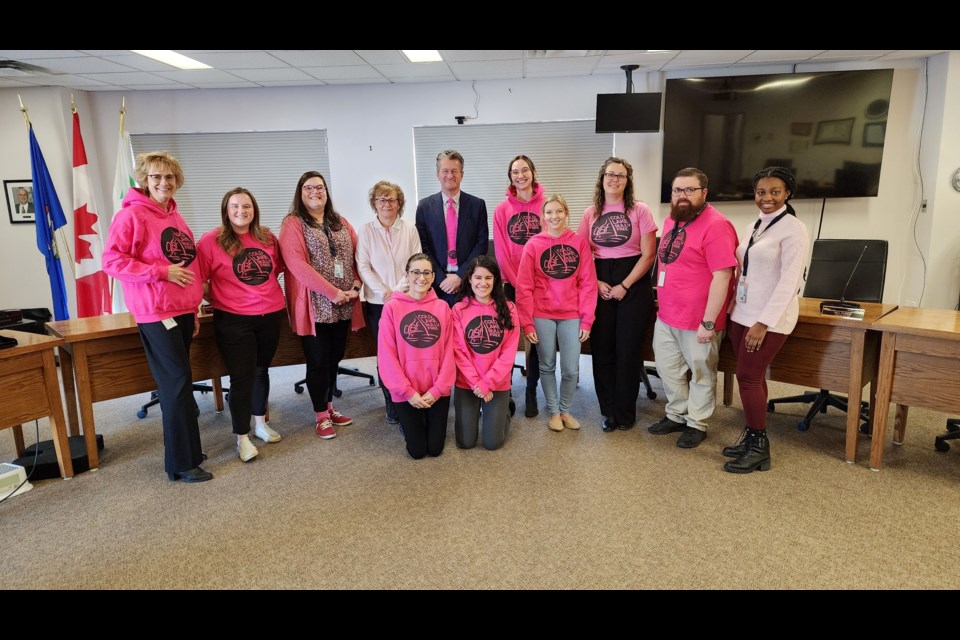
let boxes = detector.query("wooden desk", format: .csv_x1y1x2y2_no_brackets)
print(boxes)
718,298,897,464
869,308,960,470
46,313,375,469
0,329,74,478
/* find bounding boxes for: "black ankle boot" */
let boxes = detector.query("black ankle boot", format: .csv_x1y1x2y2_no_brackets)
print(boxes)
724,428,771,474
524,387,539,418
722,427,750,458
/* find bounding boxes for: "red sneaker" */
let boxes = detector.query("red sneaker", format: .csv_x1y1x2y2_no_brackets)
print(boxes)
328,407,353,426
315,419,337,439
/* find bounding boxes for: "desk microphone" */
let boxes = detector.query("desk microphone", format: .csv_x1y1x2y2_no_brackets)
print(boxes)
820,245,868,317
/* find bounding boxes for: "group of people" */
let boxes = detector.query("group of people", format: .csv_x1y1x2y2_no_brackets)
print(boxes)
101,147,808,483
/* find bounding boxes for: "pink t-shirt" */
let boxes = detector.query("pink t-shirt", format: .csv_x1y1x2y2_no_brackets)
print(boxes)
196,229,286,316
656,204,738,331
577,201,658,259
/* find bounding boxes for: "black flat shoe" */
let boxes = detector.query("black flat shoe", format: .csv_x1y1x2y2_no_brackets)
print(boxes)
601,416,618,432
168,466,213,483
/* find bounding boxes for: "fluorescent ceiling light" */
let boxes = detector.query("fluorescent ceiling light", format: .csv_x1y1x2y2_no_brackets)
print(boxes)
402,50,443,63
131,50,211,70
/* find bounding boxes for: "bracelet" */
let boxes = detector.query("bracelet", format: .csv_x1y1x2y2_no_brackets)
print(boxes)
619,281,630,292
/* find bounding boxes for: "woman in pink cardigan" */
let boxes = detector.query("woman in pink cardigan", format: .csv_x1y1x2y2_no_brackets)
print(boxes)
279,171,364,440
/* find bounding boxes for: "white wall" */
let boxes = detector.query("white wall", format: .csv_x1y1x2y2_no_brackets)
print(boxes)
2,59,958,316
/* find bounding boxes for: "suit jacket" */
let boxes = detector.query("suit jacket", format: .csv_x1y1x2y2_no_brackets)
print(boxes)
17,202,34,214
415,191,489,302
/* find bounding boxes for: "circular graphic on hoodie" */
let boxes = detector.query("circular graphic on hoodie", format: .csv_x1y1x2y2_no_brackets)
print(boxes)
507,211,541,245
160,227,196,266
591,211,632,247
464,314,504,354
232,248,273,286
539,244,580,280
400,310,442,348
658,226,686,265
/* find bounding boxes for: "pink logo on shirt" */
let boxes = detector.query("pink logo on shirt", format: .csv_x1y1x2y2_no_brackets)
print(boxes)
591,211,631,247
540,245,580,280
232,248,273,286
161,227,196,266
400,311,442,348
507,211,541,245
465,315,504,354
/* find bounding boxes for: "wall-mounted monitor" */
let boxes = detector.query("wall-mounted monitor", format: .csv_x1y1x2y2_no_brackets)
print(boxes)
595,92,662,133
660,69,894,202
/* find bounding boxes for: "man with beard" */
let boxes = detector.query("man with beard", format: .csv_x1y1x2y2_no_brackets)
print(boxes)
648,168,738,448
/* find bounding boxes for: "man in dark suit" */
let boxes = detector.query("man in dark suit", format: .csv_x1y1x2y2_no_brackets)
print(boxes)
415,149,488,305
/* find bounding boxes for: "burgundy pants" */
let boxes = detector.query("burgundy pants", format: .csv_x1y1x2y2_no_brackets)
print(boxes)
727,320,790,430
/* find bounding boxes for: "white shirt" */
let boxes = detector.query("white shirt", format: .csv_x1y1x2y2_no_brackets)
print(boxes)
356,216,422,305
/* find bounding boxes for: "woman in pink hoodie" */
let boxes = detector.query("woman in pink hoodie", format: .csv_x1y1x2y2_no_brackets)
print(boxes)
452,255,520,450
378,253,455,459
516,195,598,433
493,154,545,418
279,171,364,441
102,151,210,483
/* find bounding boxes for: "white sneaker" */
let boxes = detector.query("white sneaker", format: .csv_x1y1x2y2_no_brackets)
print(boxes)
253,422,281,443
237,437,259,462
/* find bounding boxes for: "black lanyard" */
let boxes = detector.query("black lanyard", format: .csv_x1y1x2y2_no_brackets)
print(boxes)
742,211,789,278
322,222,337,258
664,204,706,251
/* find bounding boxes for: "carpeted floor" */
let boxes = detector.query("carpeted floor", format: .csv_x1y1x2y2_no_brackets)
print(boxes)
2,355,959,589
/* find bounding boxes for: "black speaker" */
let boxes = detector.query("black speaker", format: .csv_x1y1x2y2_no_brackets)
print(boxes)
12,435,105,480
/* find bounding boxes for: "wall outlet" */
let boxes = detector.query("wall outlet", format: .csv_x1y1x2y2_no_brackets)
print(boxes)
904,300,919,308
921,200,927,211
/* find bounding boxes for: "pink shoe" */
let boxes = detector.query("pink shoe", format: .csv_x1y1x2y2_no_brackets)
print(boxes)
315,418,337,439
328,405,353,426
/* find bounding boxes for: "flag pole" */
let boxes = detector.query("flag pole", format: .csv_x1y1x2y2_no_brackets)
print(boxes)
110,96,127,302
19,95,75,275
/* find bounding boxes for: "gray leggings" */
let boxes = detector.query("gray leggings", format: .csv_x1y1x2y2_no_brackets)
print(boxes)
533,317,582,416
454,388,511,450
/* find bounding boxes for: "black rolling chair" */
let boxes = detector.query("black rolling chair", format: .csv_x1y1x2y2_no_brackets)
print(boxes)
638,236,661,401
767,239,888,431
934,418,960,453
294,367,376,399
137,384,211,419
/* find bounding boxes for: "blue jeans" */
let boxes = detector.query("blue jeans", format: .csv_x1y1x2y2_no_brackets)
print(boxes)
533,317,581,415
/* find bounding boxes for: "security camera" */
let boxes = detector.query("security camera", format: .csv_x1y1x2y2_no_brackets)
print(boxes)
455,116,466,125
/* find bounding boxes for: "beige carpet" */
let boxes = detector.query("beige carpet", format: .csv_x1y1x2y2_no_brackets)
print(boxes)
2,355,959,589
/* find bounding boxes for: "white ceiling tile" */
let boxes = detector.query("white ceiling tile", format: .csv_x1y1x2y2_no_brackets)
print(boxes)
17,74,114,87
525,57,601,72
228,67,314,82
606,50,655,55
449,60,523,76
374,62,453,78
525,50,605,58
737,50,826,63
0,50,87,59
152,69,248,83
30,57,138,73
78,50,131,57
77,72,172,85
301,65,384,81
267,50,367,66
256,80,329,86
390,76,457,83
121,84,195,91
100,54,182,72
187,51,290,69
670,50,755,64
0,78,29,87
594,52,677,70
354,50,407,65
876,50,949,59
813,50,897,60
188,82,262,89
321,77,390,85
440,50,523,62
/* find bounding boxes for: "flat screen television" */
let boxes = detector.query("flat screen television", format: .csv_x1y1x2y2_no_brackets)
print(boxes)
660,69,894,202
596,92,662,133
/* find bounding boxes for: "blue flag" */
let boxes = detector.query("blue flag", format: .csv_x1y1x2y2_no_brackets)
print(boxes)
29,124,70,321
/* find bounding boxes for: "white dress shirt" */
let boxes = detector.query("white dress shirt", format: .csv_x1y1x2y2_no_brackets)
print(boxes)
356,216,422,305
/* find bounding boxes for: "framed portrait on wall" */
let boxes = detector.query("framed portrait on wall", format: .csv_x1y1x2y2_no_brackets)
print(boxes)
5,180,36,224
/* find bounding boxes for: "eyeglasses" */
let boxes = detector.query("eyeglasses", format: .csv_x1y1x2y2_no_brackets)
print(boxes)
302,184,326,193
510,167,531,177
407,269,434,278
603,172,627,181
375,197,399,205
148,174,176,183
671,187,704,196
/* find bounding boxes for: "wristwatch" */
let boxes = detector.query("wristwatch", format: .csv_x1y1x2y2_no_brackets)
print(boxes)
352,285,361,292
700,320,715,331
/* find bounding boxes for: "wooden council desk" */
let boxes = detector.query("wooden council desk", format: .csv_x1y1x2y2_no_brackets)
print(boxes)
46,313,375,469
0,329,74,478
868,308,960,470
718,298,897,465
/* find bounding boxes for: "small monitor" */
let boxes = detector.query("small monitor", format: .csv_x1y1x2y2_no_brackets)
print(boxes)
595,92,662,133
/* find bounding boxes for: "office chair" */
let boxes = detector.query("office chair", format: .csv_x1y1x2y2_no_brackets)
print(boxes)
293,367,376,398
137,384,210,419
767,239,888,431
934,418,960,452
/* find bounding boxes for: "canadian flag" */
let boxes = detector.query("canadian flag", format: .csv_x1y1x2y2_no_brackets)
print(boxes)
72,111,111,317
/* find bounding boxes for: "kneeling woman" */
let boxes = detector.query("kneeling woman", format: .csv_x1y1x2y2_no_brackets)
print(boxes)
378,253,455,459
452,255,520,450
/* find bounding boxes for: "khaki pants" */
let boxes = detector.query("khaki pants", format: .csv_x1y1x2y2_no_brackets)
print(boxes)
653,318,722,431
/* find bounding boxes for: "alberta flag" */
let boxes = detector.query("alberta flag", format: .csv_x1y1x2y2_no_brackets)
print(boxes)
111,127,135,314
29,124,70,321
73,111,111,317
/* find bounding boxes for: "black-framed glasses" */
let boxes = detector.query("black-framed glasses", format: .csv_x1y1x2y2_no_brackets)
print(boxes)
375,197,399,205
671,187,704,196
603,172,627,181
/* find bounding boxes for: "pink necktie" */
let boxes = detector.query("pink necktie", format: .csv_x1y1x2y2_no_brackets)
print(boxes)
445,198,458,268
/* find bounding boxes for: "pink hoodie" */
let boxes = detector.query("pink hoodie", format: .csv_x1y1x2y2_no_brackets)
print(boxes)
452,298,520,394
102,188,203,323
493,183,545,287
515,228,598,335
378,289,455,403
196,228,286,316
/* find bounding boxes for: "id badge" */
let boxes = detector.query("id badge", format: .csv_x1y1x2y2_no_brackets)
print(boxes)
657,269,666,287
161,317,178,330
737,278,748,303
334,260,344,279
